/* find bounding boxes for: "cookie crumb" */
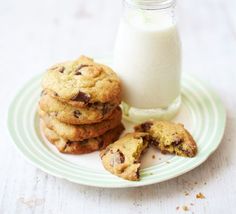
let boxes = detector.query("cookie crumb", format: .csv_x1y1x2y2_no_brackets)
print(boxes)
182,205,189,211
194,181,198,184
196,192,205,199
190,203,194,206
204,182,207,185
184,191,189,196
152,155,155,159
18,197,45,208
176,206,180,210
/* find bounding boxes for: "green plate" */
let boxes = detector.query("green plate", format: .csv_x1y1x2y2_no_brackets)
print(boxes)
7,58,226,188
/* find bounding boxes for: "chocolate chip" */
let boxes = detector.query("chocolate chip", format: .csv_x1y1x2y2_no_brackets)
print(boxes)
87,103,93,108
66,140,73,146
74,64,89,75
58,66,65,73
143,136,158,146
177,144,189,156
142,135,149,141
140,122,153,132
79,139,88,145
172,139,182,146
110,150,125,166
73,110,81,118
161,150,169,154
102,103,113,115
71,91,91,103
97,137,104,149
178,144,184,151
183,150,191,156
74,71,82,75
51,66,65,73
136,168,140,179
78,64,89,70
40,90,45,97
88,102,114,114
92,102,103,110
54,92,58,97
151,139,159,146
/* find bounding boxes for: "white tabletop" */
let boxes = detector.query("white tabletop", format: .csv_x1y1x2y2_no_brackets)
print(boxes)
0,0,236,213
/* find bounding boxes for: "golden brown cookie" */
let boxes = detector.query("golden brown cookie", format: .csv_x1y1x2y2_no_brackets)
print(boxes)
42,56,121,108
100,132,149,181
134,120,197,157
42,122,125,154
39,91,116,125
38,107,122,141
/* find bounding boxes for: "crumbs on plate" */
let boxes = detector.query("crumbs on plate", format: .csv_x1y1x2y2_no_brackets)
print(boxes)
196,192,205,199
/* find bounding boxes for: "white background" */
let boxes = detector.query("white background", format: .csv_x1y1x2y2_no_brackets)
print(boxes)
0,0,236,213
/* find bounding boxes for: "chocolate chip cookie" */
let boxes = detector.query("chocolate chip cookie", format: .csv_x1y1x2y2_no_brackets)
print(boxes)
42,122,125,154
100,132,149,181
39,107,122,142
39,91,116,125
135,121,197,157
42,56,121,108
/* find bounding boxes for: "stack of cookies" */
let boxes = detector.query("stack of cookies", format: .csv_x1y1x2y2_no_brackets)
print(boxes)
38,56,124,154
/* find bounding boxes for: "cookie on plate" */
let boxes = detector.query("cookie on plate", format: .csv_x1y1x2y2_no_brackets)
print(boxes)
38,107,122,141
42,56,121,108
42,122,125,154
134,121,197,157
39,91,116,125
100,132,149,181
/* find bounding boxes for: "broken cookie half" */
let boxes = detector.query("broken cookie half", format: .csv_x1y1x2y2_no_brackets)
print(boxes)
100,132,149,181
135,120,197,158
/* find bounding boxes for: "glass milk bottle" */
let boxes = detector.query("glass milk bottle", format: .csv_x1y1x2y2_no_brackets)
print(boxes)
114,0,182,122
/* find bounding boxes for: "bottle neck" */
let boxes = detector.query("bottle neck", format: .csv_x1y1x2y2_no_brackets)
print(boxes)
122,0,177,27
124,0,176,10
